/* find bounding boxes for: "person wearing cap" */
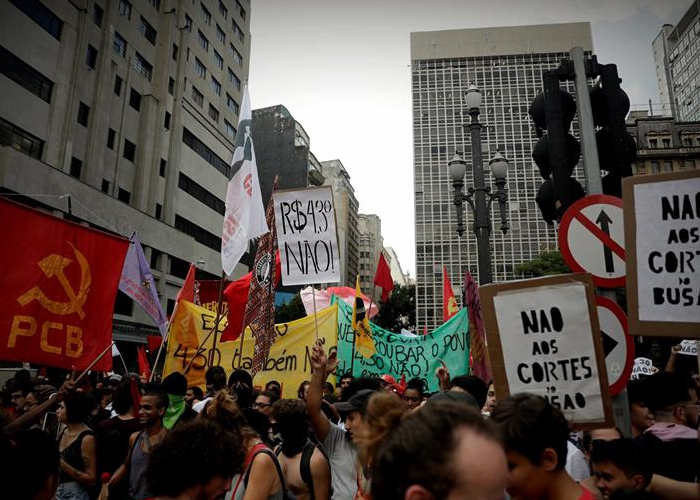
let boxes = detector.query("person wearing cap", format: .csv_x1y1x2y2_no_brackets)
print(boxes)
308,341,372,500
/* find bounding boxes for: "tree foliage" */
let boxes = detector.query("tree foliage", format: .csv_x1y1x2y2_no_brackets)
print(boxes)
372,284,416,333
513,250,570,278
275,293,307,323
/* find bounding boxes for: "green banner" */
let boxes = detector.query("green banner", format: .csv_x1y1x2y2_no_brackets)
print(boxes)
335,299,470,393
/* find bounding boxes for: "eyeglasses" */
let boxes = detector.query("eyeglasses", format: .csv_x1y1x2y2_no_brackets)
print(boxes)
253,401,272,409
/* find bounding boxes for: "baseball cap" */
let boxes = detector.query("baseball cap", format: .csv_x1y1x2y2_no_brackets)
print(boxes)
334,389,374,413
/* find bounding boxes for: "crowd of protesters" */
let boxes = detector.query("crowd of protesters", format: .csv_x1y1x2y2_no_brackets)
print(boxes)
2,342,700,500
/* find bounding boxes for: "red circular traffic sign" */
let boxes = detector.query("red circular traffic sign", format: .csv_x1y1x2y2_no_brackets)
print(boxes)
559,195,626,288
596,296,634,395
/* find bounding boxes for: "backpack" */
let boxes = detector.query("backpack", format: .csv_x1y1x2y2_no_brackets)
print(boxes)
298,440,332,500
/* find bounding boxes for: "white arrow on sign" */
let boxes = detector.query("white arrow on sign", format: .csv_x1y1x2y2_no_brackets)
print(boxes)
596,296,634,395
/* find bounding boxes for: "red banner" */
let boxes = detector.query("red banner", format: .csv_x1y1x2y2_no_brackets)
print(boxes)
0,199,128,371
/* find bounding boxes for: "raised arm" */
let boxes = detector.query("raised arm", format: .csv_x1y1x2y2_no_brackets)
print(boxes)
306,341,337,442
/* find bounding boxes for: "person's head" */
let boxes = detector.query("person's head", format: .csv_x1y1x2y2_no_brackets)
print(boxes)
205,366,228,393
57,393,95,424
8,382,29,413
297,380,310,401
340,376,382,402
323,381,335,398
339,373,354,392
367,396,508,500
582,427,623,460
483,382,497,414
591,439,653,500
626,380,654,436
490,394,570,500
1,429,60,500
403,378,425,410
139,387,169,426
228,369,254,408
270,398,310,457
450,375,488,409
162,372,188,397
253,390,279,417
334,389,376,442
147,419,246,500
200,390,257,444
186,386,204,406
643,372,698,428
111,378,135,416
265,380,282,397
25,385,56,411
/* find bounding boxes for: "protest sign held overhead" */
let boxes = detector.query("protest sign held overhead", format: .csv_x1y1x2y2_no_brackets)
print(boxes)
622,169,700,338
0,198,128,371
480,273,613,428
274,186,340,285
335,299,469,393
163,300,338,394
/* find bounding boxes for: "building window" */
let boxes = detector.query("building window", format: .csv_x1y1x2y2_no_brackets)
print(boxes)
184,15,192,31
213,50,223,69
224,120,236,140
114,75,123,96
209,104,219,122
684,137,693,147
172,43,178,61
129,88,141,111
663,160,673,172
70,157,82,178
175,214,221,251
218,0,227,18
107,128,116,149
118,187,131,203
0,117,44,159
86,45,98,69
182,127,230,177
235,0,246,20
226,94,239,114
228,68,241,90
139,16,157,45
192,86,204,107
195,58,206,78
93,4,104,26
648,138,657,149
0,46,54,103
168,77,174,95
164,111,171,130
159,158,166,177
8,0,63,40
113,32,127,57
133,52,152,80
201,3,211,25
178,172,225,215
651,161,660,173
232,20,244,43
118,0,132,20
101,179,110,192
662,138,670,148
211,76,221,95
123,139,136,161
216,25,225,44
232,47,243,67
198,31,209,51
155,203,162,220
77,102,90,126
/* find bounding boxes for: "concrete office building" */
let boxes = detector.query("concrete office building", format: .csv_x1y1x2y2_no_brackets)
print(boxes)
411,23,593,330
653,1,700,120
358,213,383,296
322,159,359,287
0,0,251,348
384,246,410,287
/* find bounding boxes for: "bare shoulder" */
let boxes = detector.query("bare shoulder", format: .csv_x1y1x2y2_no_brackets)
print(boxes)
310,447,330,470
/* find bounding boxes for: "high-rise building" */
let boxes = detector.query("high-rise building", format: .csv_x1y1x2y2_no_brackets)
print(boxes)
322,159,359,287
384,246,409,287
357,213,383,296
653,1,700,121
411,23,593,330
0,0,251,347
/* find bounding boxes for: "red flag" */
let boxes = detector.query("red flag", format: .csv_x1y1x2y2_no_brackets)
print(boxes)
442,267,459,322
0,198,128,371
147,335,162,355
464,271,492,382
137,346,151,380
373,253,394,302
245,192,278,376
176,263,196,304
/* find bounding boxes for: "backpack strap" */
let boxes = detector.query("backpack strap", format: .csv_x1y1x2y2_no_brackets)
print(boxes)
300,441,316,500
244,446,288,494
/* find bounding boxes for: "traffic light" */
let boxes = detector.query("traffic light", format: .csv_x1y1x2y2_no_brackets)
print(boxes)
590,64,637,197
529,65,585,224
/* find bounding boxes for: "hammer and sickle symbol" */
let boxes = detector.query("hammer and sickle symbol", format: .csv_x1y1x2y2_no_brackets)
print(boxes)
17,242,92,319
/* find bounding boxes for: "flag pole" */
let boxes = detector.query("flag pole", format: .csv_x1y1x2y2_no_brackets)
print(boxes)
74,342,115,385
311,286,319,342
237,324,246,369
117,351,129,374
367,285,376,323
150,315,174,382
208,272,227,367
183,313,227,374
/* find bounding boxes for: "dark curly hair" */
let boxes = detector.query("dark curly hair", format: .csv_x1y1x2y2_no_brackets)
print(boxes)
147,419,246,496
63,392,96,423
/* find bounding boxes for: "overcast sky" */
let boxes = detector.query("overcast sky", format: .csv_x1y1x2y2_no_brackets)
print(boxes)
248,0,690,277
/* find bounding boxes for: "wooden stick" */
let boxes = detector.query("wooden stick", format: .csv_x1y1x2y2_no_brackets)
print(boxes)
74,343,114,385
183,313,226,374
150,305,177,381
208,272,227,366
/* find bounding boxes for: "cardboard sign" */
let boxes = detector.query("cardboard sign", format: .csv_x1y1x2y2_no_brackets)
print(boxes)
680,340,698,356
273,187,340,286
631,357,655,380
481,274,613,428
622,170,700,337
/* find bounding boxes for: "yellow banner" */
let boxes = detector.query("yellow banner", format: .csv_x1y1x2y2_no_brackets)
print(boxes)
163,300,338,398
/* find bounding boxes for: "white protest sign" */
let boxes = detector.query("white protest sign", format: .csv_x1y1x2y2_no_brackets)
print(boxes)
274,186,340,286
631,357,655,380
487,278,609,424
680,340,698,356
623,170,700,337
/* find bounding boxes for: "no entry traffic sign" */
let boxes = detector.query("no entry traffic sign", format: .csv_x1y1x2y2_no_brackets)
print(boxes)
596,296,633,396
559,195,625,288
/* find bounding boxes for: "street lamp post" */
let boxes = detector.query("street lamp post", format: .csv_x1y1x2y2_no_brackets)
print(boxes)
448,84,510,285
